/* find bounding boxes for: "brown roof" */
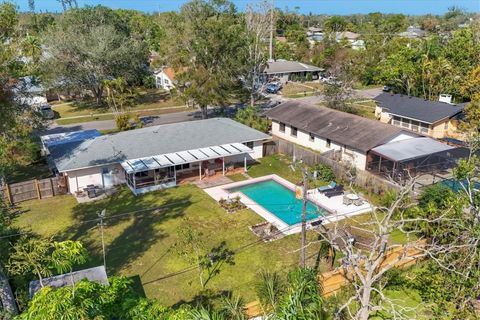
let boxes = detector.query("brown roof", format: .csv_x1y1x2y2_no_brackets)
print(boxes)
265,101,410,153
163,67,177,81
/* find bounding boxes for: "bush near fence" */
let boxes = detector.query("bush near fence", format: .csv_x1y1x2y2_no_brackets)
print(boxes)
1,176,68,204
264,137,400,195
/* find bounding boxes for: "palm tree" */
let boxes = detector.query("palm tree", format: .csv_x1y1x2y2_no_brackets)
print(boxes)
255,270,284,314
219,295,247,320
187,306,225,320
21,35,42,64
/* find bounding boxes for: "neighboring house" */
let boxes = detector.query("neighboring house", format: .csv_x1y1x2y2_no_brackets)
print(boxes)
154,67,176,90
265,101,417,170
399,26,427,39
264,101,466,181
335,31,365,50
46,118,270,195
264,60,324,83
13,76,48,106
307,27,324,46
29,266,108,298
374,93,467,139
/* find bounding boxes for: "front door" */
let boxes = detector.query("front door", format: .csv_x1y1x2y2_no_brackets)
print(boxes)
102,167,114,188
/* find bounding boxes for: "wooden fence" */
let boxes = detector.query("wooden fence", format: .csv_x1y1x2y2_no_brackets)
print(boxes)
245,241,426,318
264,137,401,195
1,176,68,204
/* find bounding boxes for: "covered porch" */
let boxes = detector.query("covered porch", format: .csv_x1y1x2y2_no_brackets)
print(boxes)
121,143,253,195
366,137,468,183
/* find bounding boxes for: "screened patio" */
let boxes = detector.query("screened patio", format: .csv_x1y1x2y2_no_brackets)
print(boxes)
366,137,469,183
121,142,253,195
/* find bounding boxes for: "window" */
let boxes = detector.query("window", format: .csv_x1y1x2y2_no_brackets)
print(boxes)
244,141,254,149
392,116,401,126
291,126,298,137
164,79,170,85
401,118,410,128
420,122,429,134
279,122,285,132
309,133,315,142
444,121,449,130
411,120,419,132
326,139,331,148
175,163,190,171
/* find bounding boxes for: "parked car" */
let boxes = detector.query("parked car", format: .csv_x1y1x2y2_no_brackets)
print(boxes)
382,85,392,92
265,82,281,94
36,104,55,119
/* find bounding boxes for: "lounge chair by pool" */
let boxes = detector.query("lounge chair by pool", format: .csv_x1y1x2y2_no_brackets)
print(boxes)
318,181,337,193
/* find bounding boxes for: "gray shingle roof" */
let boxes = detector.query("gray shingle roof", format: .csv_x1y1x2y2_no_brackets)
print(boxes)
265,61,323,74
375,93,466,124
50,118,270,172
264,101,409,153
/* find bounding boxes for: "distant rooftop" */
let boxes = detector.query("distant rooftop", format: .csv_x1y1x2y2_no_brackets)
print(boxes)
375,93,466,124
265,60,323,74
49,118,270,172
29,266,108,298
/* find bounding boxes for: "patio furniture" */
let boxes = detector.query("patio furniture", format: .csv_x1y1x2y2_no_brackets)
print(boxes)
318,181,337,193
324,185,344,198
343,195,352,205
354,198,364,206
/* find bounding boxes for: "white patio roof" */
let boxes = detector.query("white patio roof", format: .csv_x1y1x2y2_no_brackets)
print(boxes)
121,142,253,174
371,137,454,162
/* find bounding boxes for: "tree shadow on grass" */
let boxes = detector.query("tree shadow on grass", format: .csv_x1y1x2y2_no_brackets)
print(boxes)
60,186,192,274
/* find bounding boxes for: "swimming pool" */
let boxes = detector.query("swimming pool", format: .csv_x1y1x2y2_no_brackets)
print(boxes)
229,179,325,226
440,178,480,193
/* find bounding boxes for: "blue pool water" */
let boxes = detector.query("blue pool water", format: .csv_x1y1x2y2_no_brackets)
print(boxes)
440,178,480,193
229,180,325,226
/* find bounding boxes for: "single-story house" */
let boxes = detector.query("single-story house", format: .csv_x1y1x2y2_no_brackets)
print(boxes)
154,67,176,90
46,118,270,195
335,31,365,50
374,93,467,139
263,60,324,83
29,266,108,298
264,101,466,180
399,26,427,39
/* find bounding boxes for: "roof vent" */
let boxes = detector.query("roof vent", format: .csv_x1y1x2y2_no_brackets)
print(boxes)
439,94,452,104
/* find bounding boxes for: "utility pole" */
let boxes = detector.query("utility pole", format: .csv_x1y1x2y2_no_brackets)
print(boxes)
98,209,107,271
269,0,274,61
300,168,308,267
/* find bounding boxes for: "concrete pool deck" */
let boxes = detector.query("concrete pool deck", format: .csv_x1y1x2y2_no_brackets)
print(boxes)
203,174,373,235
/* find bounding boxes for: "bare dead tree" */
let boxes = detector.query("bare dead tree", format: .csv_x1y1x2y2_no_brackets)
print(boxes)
244,0,272,107
308,178,458,320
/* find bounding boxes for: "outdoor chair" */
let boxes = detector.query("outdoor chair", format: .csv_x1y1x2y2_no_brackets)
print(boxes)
353,199,364,206
343,195,352,205
324,186,344,198
318,181,336,193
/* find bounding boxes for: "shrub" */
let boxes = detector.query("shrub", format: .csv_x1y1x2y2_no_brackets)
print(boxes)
115,113,143,131
142,75,156,89
418,184,454,209
312,163,335,182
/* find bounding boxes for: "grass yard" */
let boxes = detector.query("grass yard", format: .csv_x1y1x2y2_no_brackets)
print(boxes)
346,100,377,120
281,82,323,98
55,106,190,125
15,184,326,305
52,88,186,121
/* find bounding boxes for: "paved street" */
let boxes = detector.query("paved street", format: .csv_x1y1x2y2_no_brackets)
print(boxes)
44,87,383,135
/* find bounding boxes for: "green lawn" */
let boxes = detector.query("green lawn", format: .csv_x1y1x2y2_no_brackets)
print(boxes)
52,89,186,121
281,82,323,98
55,106,190,125
15,184,326,305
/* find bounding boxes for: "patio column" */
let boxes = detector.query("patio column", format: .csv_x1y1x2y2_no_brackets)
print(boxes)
244,155,247,173
199,161,202,180
222,157,225,176
378,156,382,172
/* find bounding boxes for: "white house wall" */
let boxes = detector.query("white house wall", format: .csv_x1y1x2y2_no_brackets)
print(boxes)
271,120,367,170
65,164,125,193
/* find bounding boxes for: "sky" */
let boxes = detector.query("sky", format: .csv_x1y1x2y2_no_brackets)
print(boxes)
13,0,480,15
